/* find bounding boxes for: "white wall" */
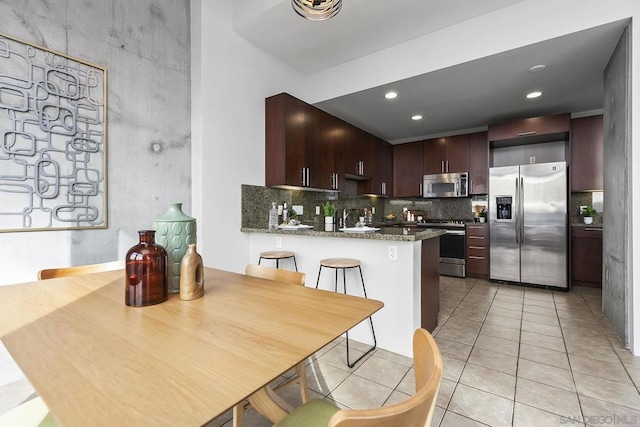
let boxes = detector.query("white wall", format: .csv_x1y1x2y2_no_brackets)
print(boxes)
192,0,640,354
190,1,306,274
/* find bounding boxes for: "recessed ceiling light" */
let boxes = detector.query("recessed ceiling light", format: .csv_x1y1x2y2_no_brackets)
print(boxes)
528,64,546,73
526,91,543,99
411,115,423,121
385,92,398,99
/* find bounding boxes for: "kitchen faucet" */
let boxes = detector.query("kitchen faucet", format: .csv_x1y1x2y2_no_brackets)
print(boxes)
342,208,362,227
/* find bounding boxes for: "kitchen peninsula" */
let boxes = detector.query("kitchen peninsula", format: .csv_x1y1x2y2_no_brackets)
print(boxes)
241,226,445,357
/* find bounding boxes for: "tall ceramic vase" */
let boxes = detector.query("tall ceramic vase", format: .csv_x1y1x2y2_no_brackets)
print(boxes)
154,203,197,294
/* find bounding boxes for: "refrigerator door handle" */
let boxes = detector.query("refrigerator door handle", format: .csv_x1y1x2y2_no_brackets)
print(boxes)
520,177,524,244
515,177,520,244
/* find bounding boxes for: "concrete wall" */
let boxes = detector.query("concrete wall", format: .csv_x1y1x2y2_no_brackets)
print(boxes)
0,0,191,285
603,27,632,343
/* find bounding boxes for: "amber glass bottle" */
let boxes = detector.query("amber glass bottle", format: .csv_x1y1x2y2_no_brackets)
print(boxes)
125,230,168,307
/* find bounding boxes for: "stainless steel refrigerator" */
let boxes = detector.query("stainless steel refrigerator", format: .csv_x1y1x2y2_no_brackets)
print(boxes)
489,161,568,288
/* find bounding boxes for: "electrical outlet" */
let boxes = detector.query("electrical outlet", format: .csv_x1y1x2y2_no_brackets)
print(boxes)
388,245,398,261
579,205,587,214
529,156,536,164
316,205,320,215
293,205,303,215
276,236,282,248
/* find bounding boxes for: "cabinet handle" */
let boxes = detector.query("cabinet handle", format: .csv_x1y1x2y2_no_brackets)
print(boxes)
468,236,485,239
335,173,339,190
301,168,305,186
517,131,536,136
468,246,485,250
306,168,310,186
446,160,449,173
361,161,364,176
469,256,485,260
441,160,445,173
585,227,602,231
468,226,485,229
419,183,423,196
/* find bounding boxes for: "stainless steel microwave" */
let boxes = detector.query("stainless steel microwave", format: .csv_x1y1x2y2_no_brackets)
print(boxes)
423,172,469,198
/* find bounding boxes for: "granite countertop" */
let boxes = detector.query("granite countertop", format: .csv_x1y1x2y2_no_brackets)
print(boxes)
241,226,446,242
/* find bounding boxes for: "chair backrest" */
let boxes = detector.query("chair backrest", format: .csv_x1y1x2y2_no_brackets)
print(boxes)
244,264,306,286
328,328,442,427
38,260,123,280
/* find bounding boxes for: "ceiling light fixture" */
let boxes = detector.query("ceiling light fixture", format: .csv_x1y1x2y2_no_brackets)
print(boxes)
526,91,543,99
292,0,342,21
385,92,398,99
528,64,546,73
411,115,423,121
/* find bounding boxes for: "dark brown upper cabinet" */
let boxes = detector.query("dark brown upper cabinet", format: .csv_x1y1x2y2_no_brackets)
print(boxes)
265,93,308,188
571,115,603,192
393,141,424,197
265,93,392,193
488,113,570,143
468,132,489,194
423,134,470,174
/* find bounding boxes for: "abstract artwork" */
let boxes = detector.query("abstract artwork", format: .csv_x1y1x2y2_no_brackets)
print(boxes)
0,33,107,232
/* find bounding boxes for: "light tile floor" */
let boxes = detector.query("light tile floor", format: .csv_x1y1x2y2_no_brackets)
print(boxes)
206,276,640,427
3,276,640,427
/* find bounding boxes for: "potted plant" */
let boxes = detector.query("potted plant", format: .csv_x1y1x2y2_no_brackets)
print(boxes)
478,211,487,223
581,206,596,224
322,202,336,231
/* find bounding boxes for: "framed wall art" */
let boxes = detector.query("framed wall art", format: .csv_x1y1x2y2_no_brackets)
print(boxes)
0,32,107,232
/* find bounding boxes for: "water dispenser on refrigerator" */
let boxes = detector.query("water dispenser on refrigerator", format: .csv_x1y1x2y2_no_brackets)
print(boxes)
496,196,513,220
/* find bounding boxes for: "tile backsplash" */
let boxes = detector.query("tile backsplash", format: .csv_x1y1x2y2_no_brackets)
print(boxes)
242,184,475,228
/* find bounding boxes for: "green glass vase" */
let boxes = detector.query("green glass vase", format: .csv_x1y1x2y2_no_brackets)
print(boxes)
153,203,197,294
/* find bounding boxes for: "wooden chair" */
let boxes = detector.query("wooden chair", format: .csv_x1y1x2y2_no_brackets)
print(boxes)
37,260,122,280
234,264,309,427
274,328,442,427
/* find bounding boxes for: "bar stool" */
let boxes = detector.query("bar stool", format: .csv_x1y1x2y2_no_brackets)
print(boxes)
258,250,298,271
315,258,376,368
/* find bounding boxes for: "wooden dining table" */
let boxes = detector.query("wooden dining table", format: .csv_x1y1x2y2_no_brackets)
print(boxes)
0,267,383,426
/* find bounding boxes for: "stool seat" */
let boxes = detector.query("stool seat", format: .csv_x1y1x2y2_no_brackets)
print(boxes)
260,251,295,259
258,251,298,271
320,258,361,268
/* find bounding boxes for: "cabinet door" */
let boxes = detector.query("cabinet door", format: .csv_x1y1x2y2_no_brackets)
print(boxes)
423,138,446,174
265,93,307,187
571,115,603,191
488,113,570,141
307,108,344,190
444,134,469,173
371,138,392,196
344,126,372,178
469,132,488,194
393,141,424,197
571,226,603,287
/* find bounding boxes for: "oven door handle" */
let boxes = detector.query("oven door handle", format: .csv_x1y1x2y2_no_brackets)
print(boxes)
445,230,466,236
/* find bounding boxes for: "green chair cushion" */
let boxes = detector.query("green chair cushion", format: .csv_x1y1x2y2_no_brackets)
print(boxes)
38,411,58,427
275,399,340,427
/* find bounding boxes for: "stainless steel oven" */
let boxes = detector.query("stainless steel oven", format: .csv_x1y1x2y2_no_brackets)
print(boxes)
417,220,466,277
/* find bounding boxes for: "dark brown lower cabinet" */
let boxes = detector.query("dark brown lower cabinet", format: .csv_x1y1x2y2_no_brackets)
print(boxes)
466,224,489,279
571,226,603,288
